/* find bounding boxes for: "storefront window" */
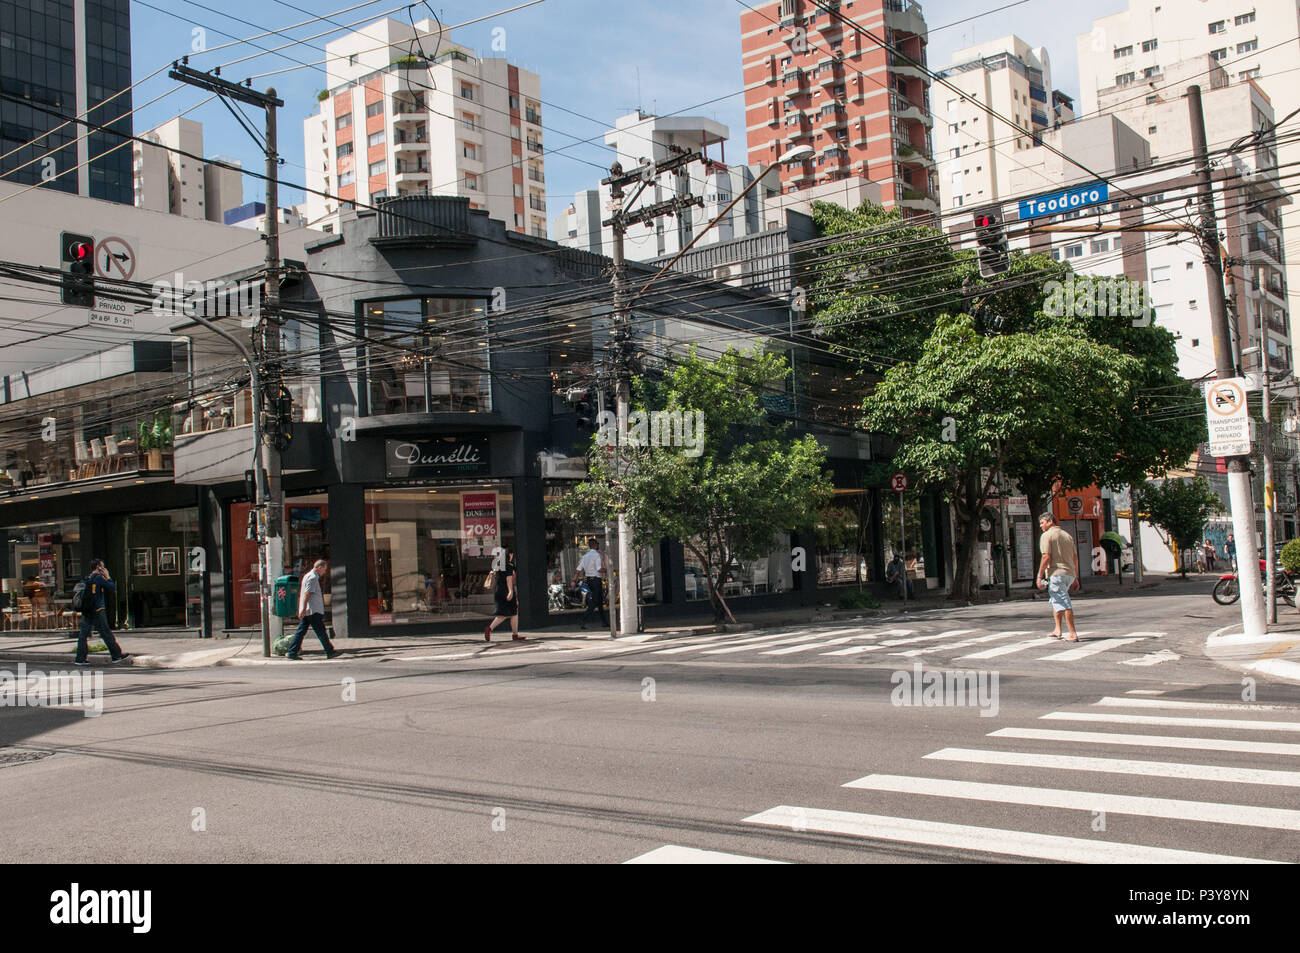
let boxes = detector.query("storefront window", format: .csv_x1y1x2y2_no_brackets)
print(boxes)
2,519,81,629
364,484,514,625
879,493,921,586
819,491,876,586
363,297,492,415
114,508,201,629
228,493,331,629
681,535,788,601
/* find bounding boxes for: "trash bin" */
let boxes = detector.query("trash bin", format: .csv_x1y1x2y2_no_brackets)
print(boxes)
272,574,299,618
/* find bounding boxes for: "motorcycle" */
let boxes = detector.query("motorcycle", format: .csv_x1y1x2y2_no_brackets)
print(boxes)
548,581,588,612
1212,558,1297,607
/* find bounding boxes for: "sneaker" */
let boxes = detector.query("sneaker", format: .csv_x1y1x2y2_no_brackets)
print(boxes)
285,654,302,661
110,654,131,663
325,650,341,659
73,660,90,667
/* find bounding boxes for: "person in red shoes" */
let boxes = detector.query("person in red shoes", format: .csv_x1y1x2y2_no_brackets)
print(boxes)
484,550,523,642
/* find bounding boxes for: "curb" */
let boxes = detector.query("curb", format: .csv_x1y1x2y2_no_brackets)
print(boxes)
1204,622,1300,687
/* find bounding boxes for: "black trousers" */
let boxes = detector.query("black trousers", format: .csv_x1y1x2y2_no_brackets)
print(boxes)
582,577,608,625
288,612,334,656
76,609,124,662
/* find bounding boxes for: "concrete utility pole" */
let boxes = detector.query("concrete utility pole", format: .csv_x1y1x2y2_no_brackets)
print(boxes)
1189,83,1267,636
170,64,285,655
601,149,705,636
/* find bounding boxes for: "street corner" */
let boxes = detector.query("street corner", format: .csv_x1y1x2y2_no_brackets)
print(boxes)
1205,622,1300,686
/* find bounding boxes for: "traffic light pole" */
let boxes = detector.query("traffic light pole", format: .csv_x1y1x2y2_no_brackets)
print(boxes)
170,64,285,655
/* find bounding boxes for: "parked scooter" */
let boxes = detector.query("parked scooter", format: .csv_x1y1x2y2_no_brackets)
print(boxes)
548,581,588,612
1212,558,1297,607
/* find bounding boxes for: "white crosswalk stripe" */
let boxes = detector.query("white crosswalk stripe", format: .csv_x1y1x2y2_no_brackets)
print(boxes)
1041,710,1300,733
891,630,1030,657
648,629,806,655
842,774,1300,831
1035,636,1149,661
957,636,1060,660
990,726,1300,757
624,845,786,864
742,806,1277,863
925,747,1300,786
1094,696,1300,713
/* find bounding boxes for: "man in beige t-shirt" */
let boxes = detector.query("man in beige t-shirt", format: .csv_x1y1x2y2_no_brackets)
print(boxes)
1036,512,1080,641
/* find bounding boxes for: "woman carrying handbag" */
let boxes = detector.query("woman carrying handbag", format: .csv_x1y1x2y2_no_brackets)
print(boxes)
484,551,524,642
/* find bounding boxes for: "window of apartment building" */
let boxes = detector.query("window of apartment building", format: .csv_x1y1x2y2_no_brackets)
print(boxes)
369,160,385,177
1240,67,1261,80
366,101,383,118
373,189,387,200
337,142,353,159
509,94,520,110
953,195,963,207
1091,238,1109,254
339,171,355,186
463,143,478,160
1143,66,1160,78
1211,48,1228,60
1114,45,1132,58
1151,265,1170,282
465,173,478,190
1237,39,1258,54
1209,20,1226,34
1148,125,1158,134
1235,12,1255,26
1186,260,1195,270
460,83,474,100
1115,72,1135,85
336,113,352,130
1141,38,1157,52
1064,244,1083,259
368,130,385,147
1146,94,1159,104
782,56,792,67
1189,300,1199,310
461,113,477,130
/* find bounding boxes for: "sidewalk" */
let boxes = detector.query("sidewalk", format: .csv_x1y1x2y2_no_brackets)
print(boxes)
1205,619,1300,687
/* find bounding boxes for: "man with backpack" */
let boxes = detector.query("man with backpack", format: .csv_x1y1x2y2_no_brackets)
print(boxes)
73,559,130,666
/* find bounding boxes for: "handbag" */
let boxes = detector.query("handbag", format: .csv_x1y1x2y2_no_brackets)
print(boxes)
483,571,494,590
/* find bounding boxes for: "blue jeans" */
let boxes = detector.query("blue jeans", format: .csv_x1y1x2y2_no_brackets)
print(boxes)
76,610,124,663
288,612,334,656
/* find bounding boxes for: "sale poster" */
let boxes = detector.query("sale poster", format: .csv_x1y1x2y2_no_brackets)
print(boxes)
460,491,499,556
38,534,55,586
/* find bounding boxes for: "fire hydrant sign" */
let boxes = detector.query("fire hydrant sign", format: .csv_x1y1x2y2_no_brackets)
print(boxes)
1205,377,1250,457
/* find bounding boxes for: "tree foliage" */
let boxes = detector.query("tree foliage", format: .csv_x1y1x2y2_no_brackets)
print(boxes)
550,348,833,621
1135,476,1224,576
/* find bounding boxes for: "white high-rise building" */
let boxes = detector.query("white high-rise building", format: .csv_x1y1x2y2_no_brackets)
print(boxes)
934,35,1074,212
1076,0,1300,354
132,117,243,223
302,17,545,237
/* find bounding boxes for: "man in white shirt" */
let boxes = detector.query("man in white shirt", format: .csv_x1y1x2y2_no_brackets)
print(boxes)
572,537,608,629
287,559,341,660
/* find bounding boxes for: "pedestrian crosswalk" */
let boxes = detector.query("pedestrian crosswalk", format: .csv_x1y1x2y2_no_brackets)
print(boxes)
626,691,1300,863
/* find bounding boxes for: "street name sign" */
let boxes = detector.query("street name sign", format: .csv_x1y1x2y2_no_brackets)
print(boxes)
1018,182,1109,221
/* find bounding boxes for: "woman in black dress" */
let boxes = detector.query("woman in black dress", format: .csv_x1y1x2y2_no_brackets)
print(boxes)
484,551,523,641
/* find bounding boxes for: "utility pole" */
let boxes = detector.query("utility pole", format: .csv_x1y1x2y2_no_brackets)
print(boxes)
171,63,285,655
1254,294,1279,622
601,151,704,636
1189,84,1267,636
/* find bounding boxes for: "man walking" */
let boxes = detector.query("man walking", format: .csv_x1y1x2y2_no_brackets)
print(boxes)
1036,512,1081,642
286,559,340,660
572,537,608,630
1225,534,1237,572
74,560,130,665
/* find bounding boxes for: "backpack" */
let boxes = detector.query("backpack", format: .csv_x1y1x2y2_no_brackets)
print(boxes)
71,578,88,613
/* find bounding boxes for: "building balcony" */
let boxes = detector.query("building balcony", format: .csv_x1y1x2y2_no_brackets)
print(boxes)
393,166,431,184
820,110,848,129
884,0,927,39
788,164,815,182
393,136,427,152
526,139,544,154
891,94,931,126
782,70,810,91
887,55,930,82
899,188,939,213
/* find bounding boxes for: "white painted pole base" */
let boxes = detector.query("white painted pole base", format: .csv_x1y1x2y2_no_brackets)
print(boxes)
1227,468,1266,637
617,513,638,636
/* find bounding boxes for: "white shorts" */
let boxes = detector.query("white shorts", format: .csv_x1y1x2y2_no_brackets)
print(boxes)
1048,574,1074,612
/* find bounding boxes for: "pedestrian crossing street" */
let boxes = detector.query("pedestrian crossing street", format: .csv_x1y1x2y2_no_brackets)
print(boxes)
410,620,1174,667
625,692,1300,864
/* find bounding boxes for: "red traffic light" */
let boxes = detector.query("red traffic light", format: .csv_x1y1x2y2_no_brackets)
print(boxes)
67,240,91,260
975,214,995,228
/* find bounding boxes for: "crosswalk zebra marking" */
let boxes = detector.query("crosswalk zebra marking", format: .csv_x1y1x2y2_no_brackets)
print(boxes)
891,631,1031,658
990,726,1300,757
925,747,1300,787
742,806,1277,864
623,845,786,864
701,631,855,655
842,774,1300,831
957,637,1061,660
1035,637,1148,661
1095,696,1300,713
821,629,970,657
649,629,805,655
754,628,895,656
1041,710,1300,733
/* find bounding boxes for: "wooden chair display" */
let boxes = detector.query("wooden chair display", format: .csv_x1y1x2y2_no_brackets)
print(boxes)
380,379,411,414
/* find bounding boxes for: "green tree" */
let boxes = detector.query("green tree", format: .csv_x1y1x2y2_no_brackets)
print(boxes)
1135,476,1224,576
551,348,833,622
862,313,1139,600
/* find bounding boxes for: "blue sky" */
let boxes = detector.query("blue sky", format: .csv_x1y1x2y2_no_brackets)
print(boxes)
128,0,1130,219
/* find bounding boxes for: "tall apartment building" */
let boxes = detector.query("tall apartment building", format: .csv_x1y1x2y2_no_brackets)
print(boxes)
1076,0,1300,355
740,0,936,216
0,0,133,203
132,118,244,223
1007,62,1290,384
934,35,1075,212
553,111,883,261
302,17,545,236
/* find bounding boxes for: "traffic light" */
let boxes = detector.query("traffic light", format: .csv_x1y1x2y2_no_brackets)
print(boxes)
972,209,1010,278
60,232,94,306
566,386,594,432
267,384,293,452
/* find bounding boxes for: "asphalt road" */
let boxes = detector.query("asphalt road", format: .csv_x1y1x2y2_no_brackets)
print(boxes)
2,582,1298,864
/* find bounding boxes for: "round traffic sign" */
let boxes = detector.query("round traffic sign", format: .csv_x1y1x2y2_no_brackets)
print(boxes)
890,472,908,492
1067,496,1083,515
